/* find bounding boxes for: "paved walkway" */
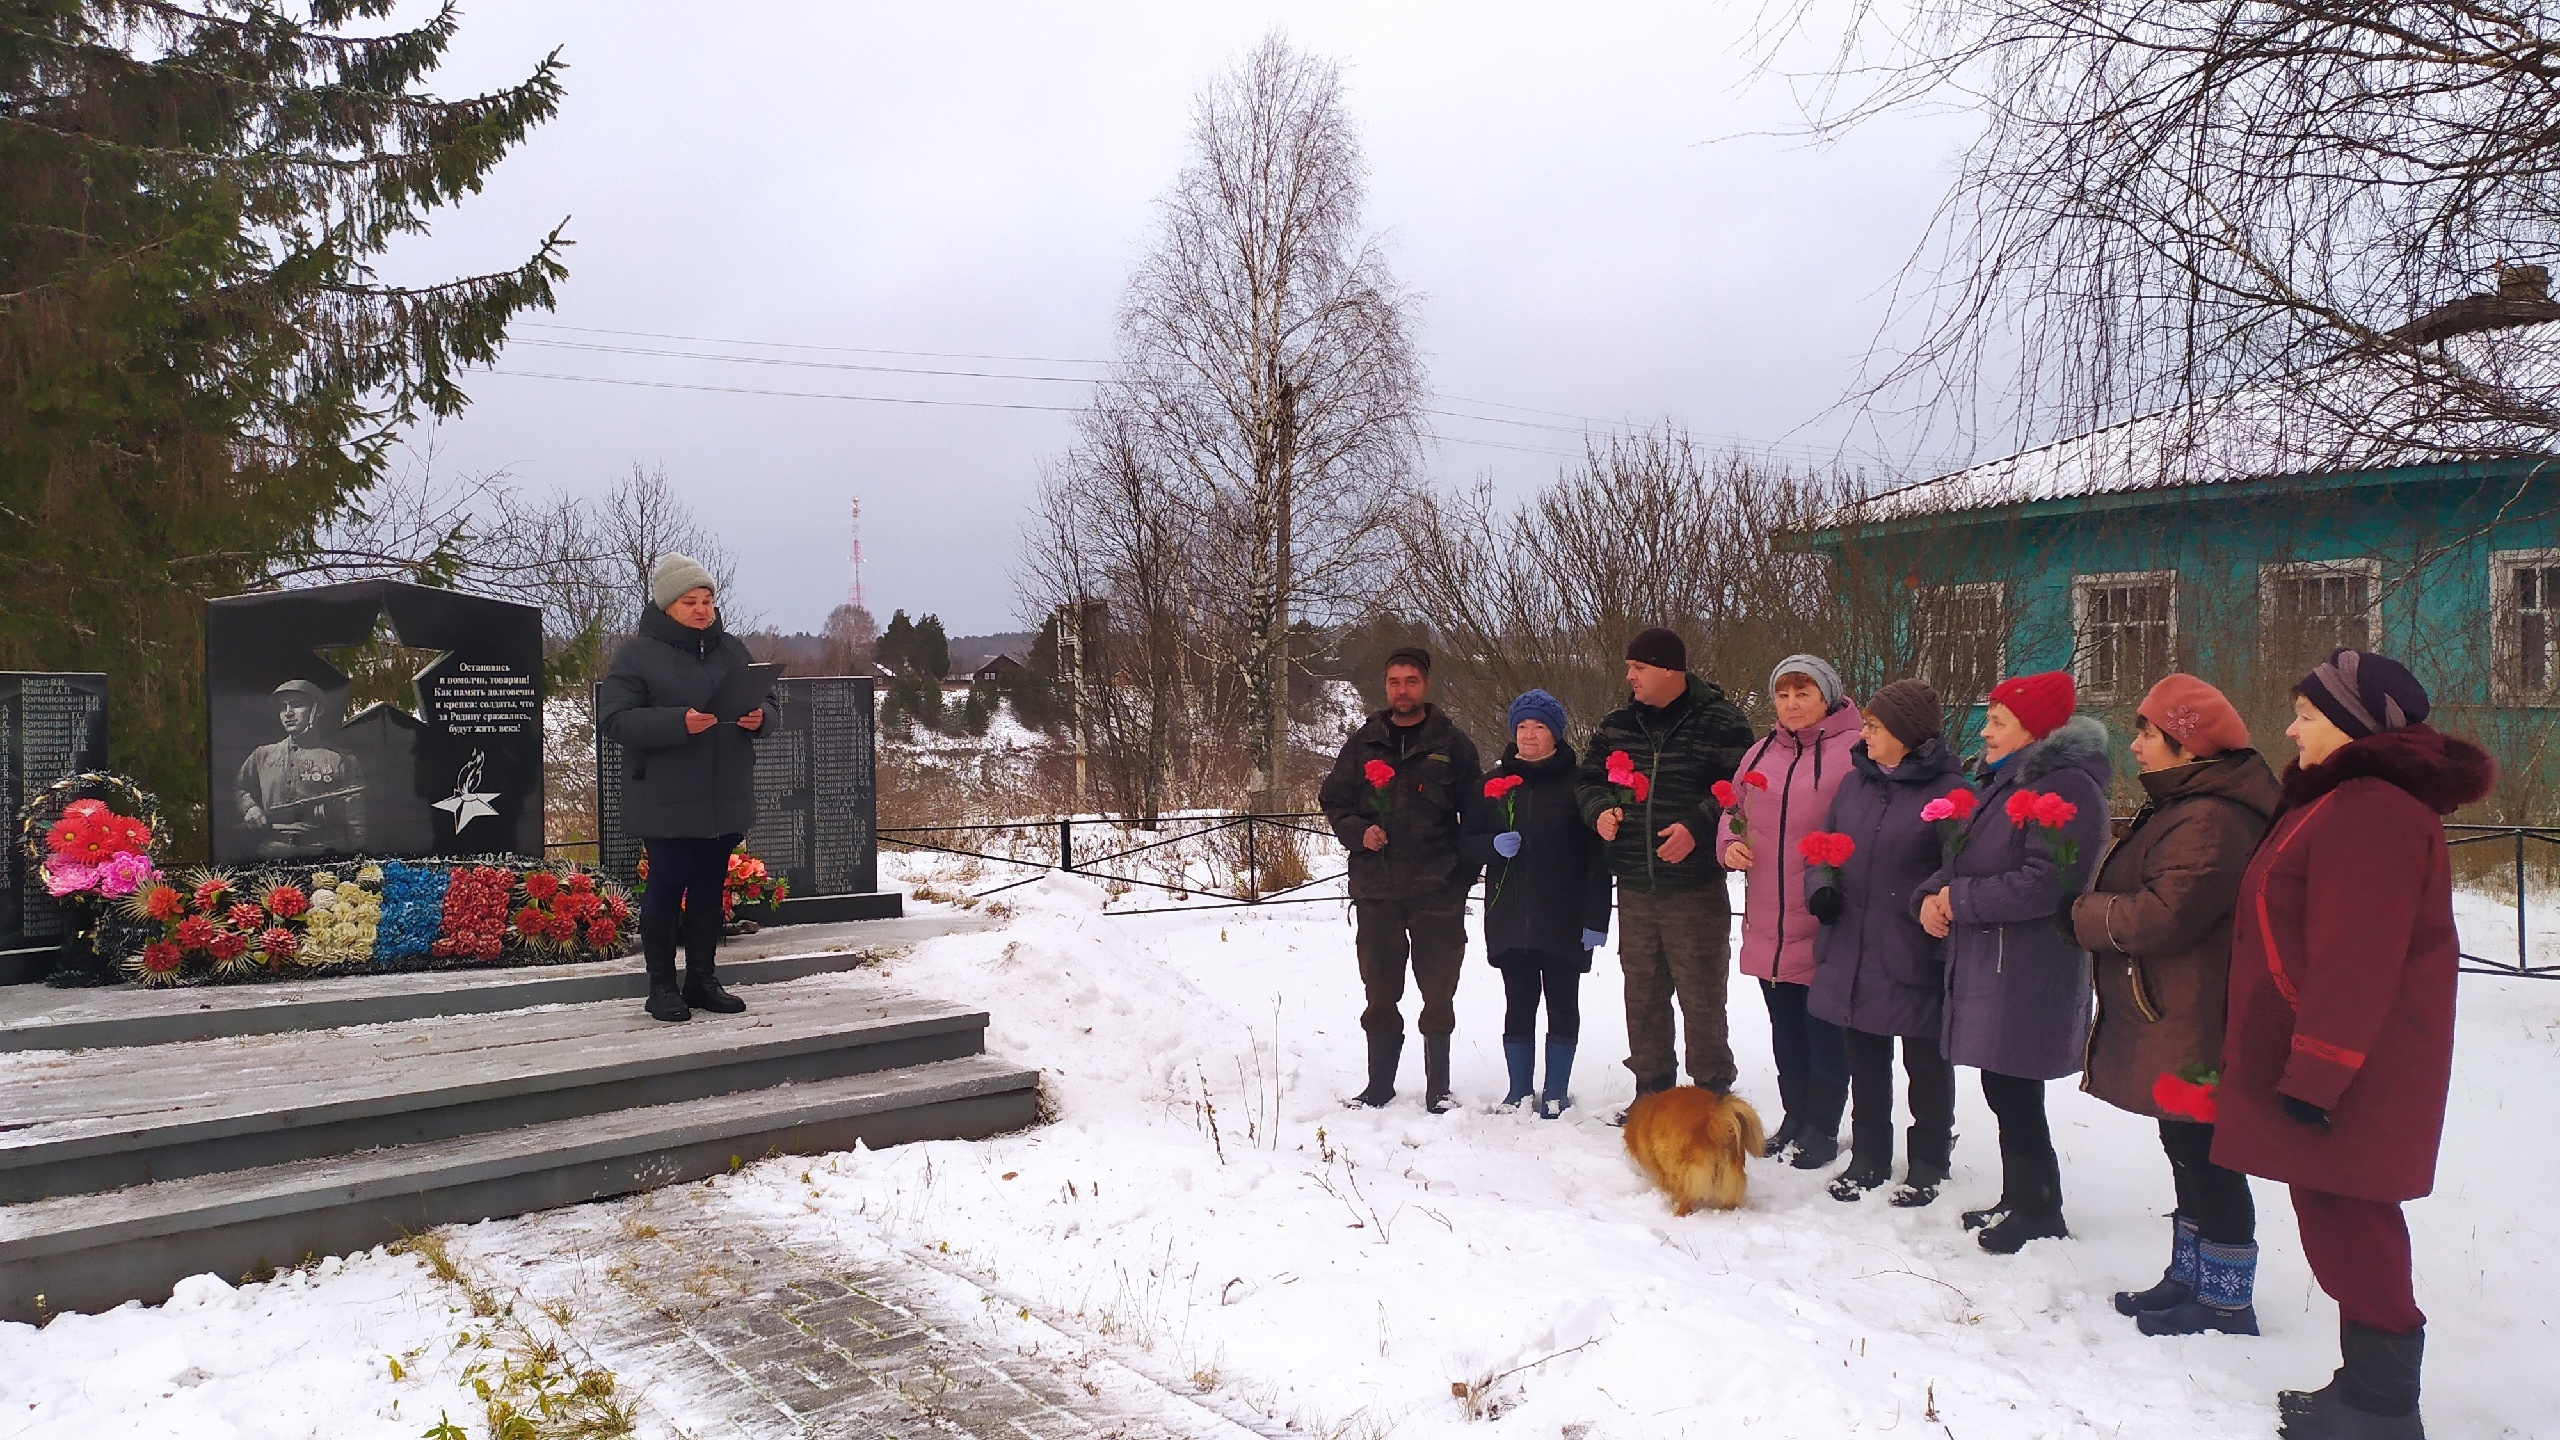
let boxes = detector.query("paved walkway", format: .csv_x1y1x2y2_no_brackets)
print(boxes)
460,1182,1268,1440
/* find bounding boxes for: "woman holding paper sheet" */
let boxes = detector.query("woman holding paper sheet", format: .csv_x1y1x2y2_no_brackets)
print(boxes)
596,553,775,1022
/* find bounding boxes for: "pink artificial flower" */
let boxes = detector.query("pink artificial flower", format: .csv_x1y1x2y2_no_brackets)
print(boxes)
96,850,161,898
40,859,100,897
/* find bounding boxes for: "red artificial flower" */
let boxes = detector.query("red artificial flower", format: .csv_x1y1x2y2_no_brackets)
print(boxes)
565,871,595,894
207,930,248,962
143,885,186,921
1629,773,1651,802
2031,792,2079,830
1945,789,1977,820
587,918,620,949
1798,832,1856,869
259,927,298,963
227,902,266,931
1741,771,1769,791
264,885,309,920
515,905,546,934
175,915,215,951
606,894,630,921
193,879,229,913
2005,790,2041,826
1711,780,1738,809
1362,759,1396,788
62,799,106,821
140,941,183,976
2152,1072,2218,1124
1604,751,1636,784
524,871,562,902
1483,775,1525,799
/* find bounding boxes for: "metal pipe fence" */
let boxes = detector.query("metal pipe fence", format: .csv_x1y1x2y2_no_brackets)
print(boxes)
876,811,1347,912
2445,825,2560,979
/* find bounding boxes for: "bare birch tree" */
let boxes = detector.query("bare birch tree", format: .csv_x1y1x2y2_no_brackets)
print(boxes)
1115,32,1426,808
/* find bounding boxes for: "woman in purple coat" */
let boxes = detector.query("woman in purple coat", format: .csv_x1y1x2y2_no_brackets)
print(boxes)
1805,680,1969,1205
1917,671,2111,1254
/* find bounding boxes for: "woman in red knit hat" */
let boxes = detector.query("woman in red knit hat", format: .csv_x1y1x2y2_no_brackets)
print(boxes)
1915,670,2110,1253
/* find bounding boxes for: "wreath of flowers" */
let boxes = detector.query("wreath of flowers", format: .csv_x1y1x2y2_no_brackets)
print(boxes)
513,868,627,953
724,851,787,917
432,865,515,962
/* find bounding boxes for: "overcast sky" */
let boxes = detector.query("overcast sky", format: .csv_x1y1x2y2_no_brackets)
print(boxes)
389,3,1973,635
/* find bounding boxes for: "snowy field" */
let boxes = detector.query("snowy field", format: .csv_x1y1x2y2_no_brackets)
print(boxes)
6,872,2555,1439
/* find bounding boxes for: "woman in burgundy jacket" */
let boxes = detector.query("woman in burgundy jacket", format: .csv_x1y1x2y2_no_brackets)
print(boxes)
2214,649,2492,1440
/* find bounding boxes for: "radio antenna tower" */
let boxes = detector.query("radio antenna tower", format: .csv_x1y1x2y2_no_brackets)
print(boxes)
847,495,867,611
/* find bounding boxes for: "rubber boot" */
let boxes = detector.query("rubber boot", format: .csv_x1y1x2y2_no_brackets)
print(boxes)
1423,1034,1455,1114
2116,1215,2200,1316
2280,1324,2426,1439
1792,1081,1849,1169
681,904,746,1014
1499,1039,1536,1109
2138,1239,2259,1336
1348,1032,1402,1107
1538,1038,1576,1118
642,912,689,1023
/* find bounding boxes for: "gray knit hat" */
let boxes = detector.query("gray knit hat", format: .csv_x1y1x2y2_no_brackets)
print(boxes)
650,553,716,611
1769,653,1845,712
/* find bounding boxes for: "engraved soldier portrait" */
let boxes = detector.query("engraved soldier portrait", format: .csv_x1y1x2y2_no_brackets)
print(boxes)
233,679,368,857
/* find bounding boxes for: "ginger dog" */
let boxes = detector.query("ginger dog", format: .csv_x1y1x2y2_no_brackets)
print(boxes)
1622,1087,1766,1214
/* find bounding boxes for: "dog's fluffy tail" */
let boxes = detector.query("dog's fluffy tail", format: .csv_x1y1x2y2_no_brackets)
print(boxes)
1730,1094,1766,1160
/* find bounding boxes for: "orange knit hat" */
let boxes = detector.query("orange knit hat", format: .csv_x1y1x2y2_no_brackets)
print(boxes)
1986,670,2077,739
2139,674,2248,757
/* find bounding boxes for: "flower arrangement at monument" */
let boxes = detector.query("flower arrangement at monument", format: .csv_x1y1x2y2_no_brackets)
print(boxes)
725,850,787,918
18,767,635,987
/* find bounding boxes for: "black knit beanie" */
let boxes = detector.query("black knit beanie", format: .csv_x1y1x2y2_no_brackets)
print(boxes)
1867,679,1943,750
1625,627,1687,672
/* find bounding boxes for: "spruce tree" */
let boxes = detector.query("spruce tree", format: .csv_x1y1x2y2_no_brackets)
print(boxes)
912,614,950,680
877,610,916,676
0,1,568,845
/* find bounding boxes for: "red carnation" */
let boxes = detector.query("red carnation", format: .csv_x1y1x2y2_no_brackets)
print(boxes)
1712,780,1738,809
1362,759,1395,788
264,885,309,920
1945,789,1977,820
2005,790,2040,826
524,871,562,902
1483,775,1525,799
2031,792,2079,830
175,915,215,950
1604,751,1637,785
1629,773,1651,801
565,871,596,894
1741,771,1769,791
143,885,186,921
587,918,619,949
140,941,183,976
227,902,266,931
2152,1071,2218,1123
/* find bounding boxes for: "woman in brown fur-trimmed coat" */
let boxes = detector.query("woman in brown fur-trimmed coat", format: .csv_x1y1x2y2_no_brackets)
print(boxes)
2215,649,2493,1440
2067,675,2279,1340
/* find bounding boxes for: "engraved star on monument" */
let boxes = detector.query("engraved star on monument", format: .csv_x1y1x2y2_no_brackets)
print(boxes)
314,609,450,721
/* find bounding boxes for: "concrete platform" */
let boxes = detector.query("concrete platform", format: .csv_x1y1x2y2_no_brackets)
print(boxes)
0,978,996,1203
0,909,987,1052
0,1055,1040,1324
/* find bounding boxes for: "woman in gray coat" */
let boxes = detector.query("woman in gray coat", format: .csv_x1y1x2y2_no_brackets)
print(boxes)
1916,670,2110,1254
1805,680,1969,1206
596,554,772,1022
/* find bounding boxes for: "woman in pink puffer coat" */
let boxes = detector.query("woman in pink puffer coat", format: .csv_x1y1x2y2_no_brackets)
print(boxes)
1718,654,1863,1166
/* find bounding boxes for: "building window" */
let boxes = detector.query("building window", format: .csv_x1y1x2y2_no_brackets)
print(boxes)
1912,583,2006,701
2072,571,2177,703
2260,559,2381,679
2493,549,2560,706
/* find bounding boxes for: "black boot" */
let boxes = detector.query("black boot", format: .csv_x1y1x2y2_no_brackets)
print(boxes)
641,913,689,1023
1792,1081,1849,1169
2280,1323,2425,1439
1979,1164,2068,1254
1423,1035,1455,1114
1764,1074,1804,1158
1828,1152,1891,1201
1348,1032,1403,1107
680,904,746,1014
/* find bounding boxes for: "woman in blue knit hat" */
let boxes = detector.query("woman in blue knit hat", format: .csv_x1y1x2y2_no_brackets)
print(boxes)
1462,688,1611,1115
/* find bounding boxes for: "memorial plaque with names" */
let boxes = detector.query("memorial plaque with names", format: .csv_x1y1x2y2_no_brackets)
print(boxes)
206,580,544,866
597,675,877,901
0,673,108,950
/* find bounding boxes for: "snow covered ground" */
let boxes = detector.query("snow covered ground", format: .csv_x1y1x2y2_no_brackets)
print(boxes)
7,870,2555,1439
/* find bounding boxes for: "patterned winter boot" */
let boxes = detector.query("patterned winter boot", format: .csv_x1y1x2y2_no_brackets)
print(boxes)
2115,1214,2201,1316
2138,1239,2259,1336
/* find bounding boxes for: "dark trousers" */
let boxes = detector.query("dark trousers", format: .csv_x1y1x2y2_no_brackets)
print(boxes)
641,834,738,920
2293,1186,2425,1334
1844,1027,1955,1173
2159,1119,2255,1245
1496,950,1583,1042
1616,885,1735,1093
1355,891,1467,1037
1980,1071,2062,1207
1760,979,1848,1094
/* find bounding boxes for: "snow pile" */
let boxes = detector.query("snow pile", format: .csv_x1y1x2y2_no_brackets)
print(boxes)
726,875,2556,1439
0,1254,487,1440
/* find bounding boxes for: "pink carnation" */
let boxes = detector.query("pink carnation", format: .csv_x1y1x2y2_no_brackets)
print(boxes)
1919,798,1955,823
40,859,100,897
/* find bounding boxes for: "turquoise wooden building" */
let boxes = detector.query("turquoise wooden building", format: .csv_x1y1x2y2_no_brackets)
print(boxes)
1793,275,2560,812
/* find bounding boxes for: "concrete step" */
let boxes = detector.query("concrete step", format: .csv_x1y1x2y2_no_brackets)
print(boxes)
0,911,986,1053
0,1054,1041,1324
0,976,992,1204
